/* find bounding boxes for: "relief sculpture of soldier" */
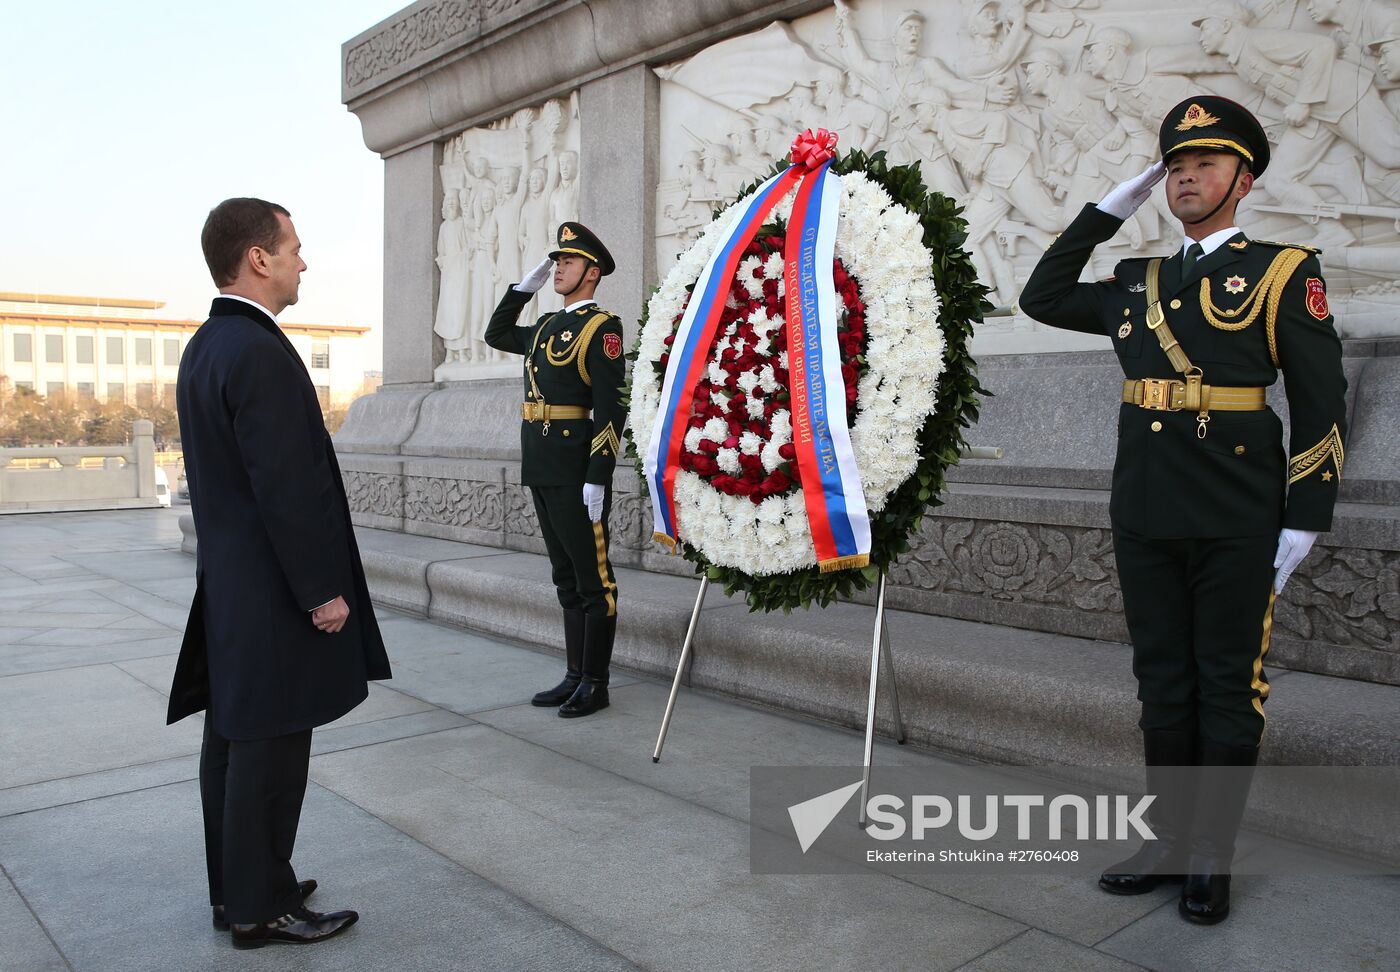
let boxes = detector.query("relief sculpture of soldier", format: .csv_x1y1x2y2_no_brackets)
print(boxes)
1020,97,1348,925
485,223,627,718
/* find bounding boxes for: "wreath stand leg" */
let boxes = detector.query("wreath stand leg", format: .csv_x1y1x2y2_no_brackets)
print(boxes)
859,572,907,827
652,575,711,763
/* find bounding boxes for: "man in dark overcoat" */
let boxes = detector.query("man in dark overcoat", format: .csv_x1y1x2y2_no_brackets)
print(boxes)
170,197,391,948
1020,98,1347,925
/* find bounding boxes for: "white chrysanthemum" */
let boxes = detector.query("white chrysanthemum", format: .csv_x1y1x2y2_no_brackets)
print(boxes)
701,416,728,442
762,251,784,280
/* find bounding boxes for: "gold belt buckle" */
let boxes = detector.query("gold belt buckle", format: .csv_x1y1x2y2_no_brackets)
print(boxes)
1140,378,1181,411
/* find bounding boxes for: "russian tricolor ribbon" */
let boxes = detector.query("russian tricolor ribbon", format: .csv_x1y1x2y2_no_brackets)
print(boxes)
645,128,871,572
783,160,871,572
645,165,804,547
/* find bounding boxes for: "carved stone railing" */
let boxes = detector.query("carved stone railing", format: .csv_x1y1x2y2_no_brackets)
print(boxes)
0,420,158,513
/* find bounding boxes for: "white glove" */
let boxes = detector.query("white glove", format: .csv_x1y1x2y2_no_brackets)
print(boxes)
1273,528,1319,594
514,257,554,294
582,483,605,523
1097,161,1167,220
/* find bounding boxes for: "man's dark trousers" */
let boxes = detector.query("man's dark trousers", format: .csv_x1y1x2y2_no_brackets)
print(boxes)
200,720,313,924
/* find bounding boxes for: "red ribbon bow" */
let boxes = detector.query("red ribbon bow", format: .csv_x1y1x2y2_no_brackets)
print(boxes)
790,128,838,170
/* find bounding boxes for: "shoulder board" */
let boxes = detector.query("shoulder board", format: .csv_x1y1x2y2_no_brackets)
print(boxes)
1116,254,1171,264
1251,239,1321,254
592,308,621,325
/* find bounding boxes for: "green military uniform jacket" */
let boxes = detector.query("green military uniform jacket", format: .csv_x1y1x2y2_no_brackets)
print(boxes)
484,287,627,487
1020,203,1347,539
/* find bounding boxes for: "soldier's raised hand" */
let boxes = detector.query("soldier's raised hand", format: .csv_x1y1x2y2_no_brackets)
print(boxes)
1097,160,1167,220
516,256,555,293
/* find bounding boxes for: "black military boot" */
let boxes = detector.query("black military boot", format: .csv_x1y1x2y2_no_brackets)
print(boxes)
1099,728,1197,895
560,614,615,718
532,608,586,706
1179,740,1258,925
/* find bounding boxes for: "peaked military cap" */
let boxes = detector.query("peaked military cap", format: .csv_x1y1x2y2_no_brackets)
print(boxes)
549,222,615,276
1160,95,1270,177
1366,19,1400,51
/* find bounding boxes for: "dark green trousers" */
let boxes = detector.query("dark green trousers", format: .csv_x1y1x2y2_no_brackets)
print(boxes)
531,485,618,617
1112,526,1277,748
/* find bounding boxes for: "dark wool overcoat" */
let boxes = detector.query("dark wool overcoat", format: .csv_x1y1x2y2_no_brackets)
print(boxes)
168,297,390,739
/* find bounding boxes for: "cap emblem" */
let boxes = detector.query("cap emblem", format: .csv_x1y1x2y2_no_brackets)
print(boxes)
1176,103,1222,131
560,225,579,241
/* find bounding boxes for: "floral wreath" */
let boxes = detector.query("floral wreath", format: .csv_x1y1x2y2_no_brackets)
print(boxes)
625,142,987,612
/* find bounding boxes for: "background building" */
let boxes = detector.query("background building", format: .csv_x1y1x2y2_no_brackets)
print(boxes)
0,292,373,409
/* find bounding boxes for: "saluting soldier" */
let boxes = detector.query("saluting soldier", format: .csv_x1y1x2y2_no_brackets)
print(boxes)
1020,96,1347,925
485,223,627,718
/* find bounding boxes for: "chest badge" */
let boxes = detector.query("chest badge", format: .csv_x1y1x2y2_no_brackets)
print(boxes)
559,329,574,342
1223,275,1247,295
1118,322,1133,339
1128,282,1147,293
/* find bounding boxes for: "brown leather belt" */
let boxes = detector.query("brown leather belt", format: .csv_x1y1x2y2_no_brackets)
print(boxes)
521,402,590,422
1122,379,1266,412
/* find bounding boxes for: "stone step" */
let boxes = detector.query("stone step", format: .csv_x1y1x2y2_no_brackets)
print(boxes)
354,525,1400,771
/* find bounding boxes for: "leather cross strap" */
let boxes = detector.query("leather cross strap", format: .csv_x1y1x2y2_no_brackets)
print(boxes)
1145,258,1195,375
1139,259,1265,438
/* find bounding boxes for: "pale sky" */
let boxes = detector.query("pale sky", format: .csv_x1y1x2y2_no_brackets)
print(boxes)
3,0,408,371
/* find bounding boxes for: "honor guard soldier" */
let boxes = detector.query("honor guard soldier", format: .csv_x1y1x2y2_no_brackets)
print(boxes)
1020,97,1347,925
485,223,626,718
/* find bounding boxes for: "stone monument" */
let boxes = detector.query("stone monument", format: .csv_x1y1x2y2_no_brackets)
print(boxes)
339,0,1400,687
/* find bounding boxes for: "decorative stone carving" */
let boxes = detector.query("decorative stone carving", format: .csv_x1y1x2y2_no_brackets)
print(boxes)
344,1,478,89
404,476,505,529
434,92,581,381
610,491,655,552
503,483,540,537
655,0,1400,349
344,470,404,519
369,465,1395,677
890,518,1123,613
1274,544,1400,653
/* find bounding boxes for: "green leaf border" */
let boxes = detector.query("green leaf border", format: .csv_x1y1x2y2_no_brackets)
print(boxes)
623,149,990,612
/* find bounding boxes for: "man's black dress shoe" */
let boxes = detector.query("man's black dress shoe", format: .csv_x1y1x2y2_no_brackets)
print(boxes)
230,905,358,949
212,879,317,930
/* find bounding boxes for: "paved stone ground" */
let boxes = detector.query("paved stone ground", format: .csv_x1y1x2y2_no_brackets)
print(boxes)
1,508,1396,971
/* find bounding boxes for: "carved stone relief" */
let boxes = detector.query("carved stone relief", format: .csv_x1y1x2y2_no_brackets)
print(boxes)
343,470,404,519
889,518,1124,614
655,0,1400,349
1274,543,1400,653
434,92,581,381
504,482,540,537
404,475,505,530
345,1,478,90
339,459,1397,677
